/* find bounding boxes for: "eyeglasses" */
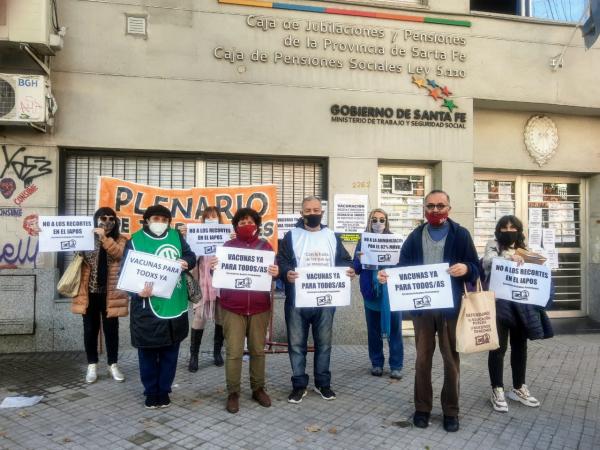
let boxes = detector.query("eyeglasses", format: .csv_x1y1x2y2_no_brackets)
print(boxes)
99,216,116,222
424,204,449,211
371,218,386,223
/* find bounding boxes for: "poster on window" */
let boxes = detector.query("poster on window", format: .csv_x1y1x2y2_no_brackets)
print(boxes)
37,216,95,253
385,263,453,311
488,258,551,307
333,194,368,234
277,214,300,239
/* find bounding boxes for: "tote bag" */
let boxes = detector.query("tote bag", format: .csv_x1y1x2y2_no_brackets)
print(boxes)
57,254,84,298
456,281,500,353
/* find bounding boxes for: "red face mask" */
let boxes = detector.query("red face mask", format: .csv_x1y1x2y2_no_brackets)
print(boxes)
236,224,257,241
425,211,448,227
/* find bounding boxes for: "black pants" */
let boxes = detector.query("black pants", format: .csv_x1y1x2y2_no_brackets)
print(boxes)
488,321,527,389
138,343,180,397
83,293,119,365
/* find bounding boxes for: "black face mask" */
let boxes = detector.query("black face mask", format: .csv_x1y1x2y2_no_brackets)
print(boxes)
303,214,322,228
497,231,518,246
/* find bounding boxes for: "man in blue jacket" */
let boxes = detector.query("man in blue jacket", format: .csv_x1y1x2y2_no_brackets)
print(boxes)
378,190,479,432
277,196,355,404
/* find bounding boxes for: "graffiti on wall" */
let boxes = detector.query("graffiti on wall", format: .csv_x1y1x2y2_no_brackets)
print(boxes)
0,145,53,269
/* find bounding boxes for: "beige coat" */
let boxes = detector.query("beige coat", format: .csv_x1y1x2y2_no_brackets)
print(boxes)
71,235,129,318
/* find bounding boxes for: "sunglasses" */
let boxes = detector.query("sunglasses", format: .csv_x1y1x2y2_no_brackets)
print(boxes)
424,204,449,211
371,217,386,223
99,216,116,222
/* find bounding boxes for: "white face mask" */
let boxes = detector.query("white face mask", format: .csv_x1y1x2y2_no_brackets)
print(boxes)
204,218,219,224
371,222,386,233
148,222,168,236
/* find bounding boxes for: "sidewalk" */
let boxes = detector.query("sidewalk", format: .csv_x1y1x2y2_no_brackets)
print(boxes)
1,334,599,449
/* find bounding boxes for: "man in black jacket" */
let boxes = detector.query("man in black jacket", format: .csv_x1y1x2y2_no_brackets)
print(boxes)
378,190,479,432
277,196,355,404
123,205,196,409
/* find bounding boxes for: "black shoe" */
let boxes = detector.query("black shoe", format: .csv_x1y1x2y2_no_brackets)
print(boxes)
371,367,383,377
144,395,158,409
158,393,171,409
443,415,459,432
314,386,336,401
413,411,430,428
188,352,198,372
287,388,307,404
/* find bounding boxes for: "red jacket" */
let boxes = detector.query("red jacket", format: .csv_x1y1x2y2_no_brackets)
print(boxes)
218,235,274,316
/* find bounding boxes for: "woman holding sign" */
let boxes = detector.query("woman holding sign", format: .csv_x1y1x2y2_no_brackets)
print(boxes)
123,205,197,409
72,207,128,384
180,206,227,372
211,207,279,414
352,208,404,379
483,215,553,413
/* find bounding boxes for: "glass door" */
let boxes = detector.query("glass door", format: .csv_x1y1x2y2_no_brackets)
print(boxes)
474,173,587,317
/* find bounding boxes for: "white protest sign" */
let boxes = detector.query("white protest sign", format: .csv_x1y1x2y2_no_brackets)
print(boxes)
38,216,95,253
117,250,182,298
385,263,453,312
212,246,275,292
488,258,551,307
186,224,233,256
359,232,404,266
277,214,300,239
295,267,351,308
333,194,368,233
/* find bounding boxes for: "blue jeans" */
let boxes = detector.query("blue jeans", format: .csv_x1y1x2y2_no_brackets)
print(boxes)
285,300,335,390
364,307,404,370
137,343,180,397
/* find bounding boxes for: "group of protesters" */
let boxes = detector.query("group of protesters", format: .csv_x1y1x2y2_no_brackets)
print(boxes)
72,189,553,432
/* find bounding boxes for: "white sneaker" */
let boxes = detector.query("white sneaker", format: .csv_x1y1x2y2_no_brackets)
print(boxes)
108,363,125,382
507,385,540,407
491,387,508,412
85,364,97,384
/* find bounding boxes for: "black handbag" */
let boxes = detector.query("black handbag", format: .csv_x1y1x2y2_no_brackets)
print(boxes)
184,272,202,304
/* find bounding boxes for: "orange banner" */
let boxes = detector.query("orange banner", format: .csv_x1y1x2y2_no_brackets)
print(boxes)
97,177,278,250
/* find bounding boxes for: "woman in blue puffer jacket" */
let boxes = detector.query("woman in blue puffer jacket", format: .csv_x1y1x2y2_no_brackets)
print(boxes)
353,208,403,380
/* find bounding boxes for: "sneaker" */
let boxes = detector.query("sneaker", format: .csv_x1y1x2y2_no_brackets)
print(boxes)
108,363,125,382
371,367,383,377
85,364,97,384
251,388,272,407
287,388,307,404
491,387,508,412
390,369,403,380
314,386,336,401
507,385,540,407
158,393,171,409
413,411,430,428
443,415,459,432
144,395,158,409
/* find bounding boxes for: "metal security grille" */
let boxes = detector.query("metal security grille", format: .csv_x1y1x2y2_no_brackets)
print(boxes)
204,157,326,214
62,152,197,215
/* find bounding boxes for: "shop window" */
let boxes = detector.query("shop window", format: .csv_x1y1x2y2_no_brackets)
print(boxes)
473,179,516,253
472,0,588,23
473,175,585,315
378,167,430,237
204,157,326,214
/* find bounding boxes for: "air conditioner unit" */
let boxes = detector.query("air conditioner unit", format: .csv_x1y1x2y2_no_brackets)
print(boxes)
0,73,49,124
0,0,64,55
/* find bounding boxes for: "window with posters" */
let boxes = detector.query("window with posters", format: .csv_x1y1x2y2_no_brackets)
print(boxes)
473,174,586,316
378,167,431,237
